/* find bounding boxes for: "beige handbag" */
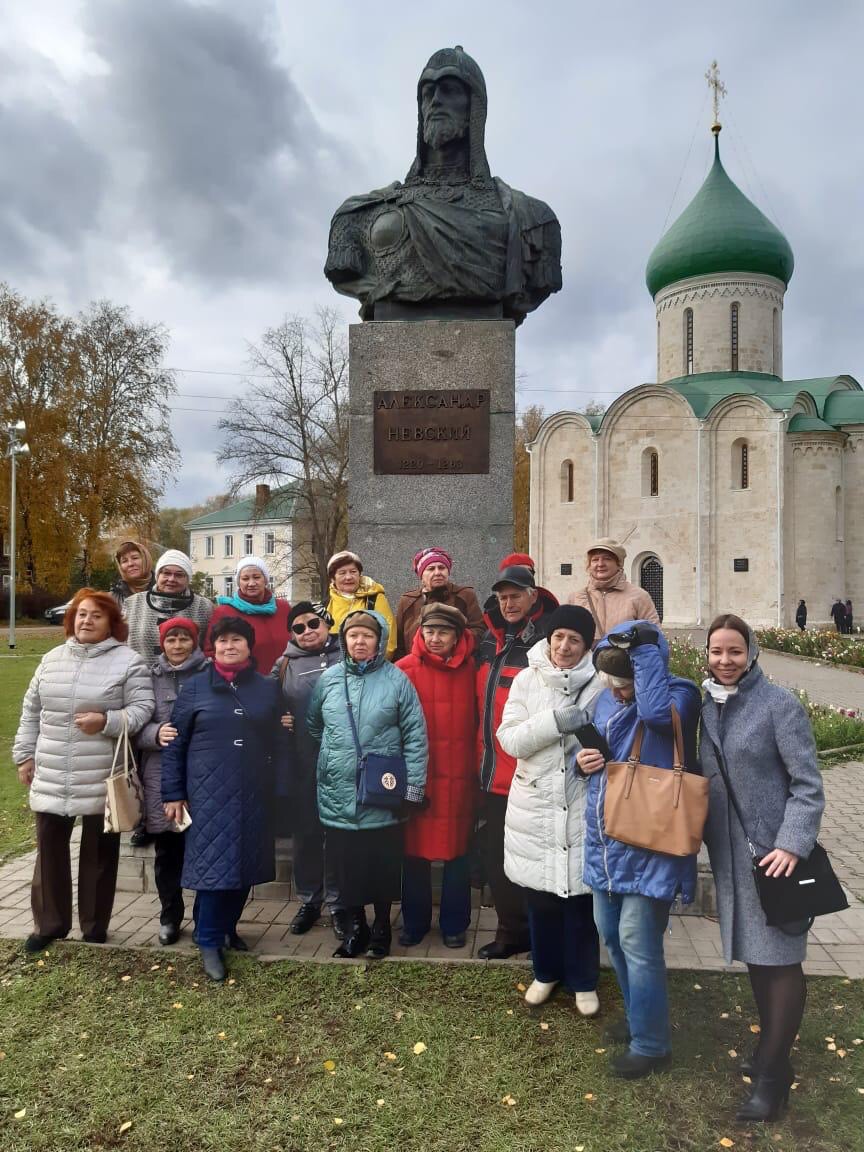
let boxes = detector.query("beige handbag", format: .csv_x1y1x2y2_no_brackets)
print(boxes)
603,704,709,857
104,711,144,834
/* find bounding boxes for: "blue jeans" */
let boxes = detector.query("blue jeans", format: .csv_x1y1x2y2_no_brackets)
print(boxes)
194,888,250,949
527,892,599,993
401,855,472,939
592,890,672,1057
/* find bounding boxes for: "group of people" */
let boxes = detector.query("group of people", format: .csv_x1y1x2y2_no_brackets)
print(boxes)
830,597,855,634
12,536,826,1123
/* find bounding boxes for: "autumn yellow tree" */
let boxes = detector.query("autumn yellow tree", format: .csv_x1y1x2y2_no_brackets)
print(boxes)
513,404,545,554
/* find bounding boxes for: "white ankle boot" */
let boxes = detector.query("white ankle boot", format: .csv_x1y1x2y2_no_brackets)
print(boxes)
524,979,558,1006
574,990,600,1016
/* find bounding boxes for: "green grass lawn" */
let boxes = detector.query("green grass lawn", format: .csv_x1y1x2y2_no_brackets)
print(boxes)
0,944,861,1152
0,634,56,863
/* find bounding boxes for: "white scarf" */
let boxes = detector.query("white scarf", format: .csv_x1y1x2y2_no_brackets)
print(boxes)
702,677,738,704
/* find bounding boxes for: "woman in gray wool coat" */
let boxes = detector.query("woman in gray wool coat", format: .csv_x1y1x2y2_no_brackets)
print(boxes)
700,613,825,1125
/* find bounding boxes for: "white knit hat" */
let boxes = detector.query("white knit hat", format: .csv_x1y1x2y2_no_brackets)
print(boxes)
154,549,194,579
235,555,270,581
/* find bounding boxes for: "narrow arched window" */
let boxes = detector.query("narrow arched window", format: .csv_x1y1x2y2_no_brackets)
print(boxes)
684,308,694,375
642,447,659,497
732,439,750,490
730,302,739,371
560,459,574,503
772,308,780,374
836,486,844,542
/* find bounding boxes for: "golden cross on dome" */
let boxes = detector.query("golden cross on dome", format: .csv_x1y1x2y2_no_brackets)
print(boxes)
705,60,727,133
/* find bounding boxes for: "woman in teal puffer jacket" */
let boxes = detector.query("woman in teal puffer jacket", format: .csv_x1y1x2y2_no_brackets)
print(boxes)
307,609,427,959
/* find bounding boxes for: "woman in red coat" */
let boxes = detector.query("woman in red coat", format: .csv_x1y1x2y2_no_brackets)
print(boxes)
204,557,291,676
396,603,478,948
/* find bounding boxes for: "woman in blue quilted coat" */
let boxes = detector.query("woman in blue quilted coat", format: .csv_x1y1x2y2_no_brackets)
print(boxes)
577,620,701,1080
161,615,286,982
307,609,427,960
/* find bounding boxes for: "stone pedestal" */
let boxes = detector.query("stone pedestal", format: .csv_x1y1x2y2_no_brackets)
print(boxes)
348,320,515,603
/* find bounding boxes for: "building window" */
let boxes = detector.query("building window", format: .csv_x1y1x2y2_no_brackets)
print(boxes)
639,556,664,621
732,439,750,490
264,531,275,556
836,486,844,542
730,302,739,371
642,447,659,497
772,308,780,374
204,576,214,597
224,534,234,558
243,533,254,555
684,308,694,375
205,535,214,558
560,459,574,503
224,576,234,597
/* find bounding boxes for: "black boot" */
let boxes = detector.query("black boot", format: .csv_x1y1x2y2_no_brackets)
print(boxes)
290,903,321,935
367,907,392,959
332,910,369,958
735,1067,793,1123
331,909,352,941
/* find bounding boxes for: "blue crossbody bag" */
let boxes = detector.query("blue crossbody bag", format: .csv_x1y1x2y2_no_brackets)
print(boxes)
343,672,407,809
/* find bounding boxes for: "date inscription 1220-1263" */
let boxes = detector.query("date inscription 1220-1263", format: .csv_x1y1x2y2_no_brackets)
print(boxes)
373,388,491,475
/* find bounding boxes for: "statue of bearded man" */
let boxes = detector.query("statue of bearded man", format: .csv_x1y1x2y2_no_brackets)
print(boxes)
324,46,562,326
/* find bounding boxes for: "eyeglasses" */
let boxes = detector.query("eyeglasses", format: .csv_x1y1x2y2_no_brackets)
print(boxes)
292,618,323,635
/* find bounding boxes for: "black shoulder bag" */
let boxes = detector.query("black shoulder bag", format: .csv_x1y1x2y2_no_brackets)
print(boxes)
706,732,848,935
343,672,407,810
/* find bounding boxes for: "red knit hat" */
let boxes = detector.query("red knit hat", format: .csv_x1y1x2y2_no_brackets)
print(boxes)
158,617,199,647
499,552,535,573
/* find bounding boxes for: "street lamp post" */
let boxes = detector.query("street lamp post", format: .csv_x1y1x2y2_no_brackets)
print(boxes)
4,421,30,651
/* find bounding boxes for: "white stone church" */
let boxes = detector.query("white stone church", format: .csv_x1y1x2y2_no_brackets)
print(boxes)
529,125,863,628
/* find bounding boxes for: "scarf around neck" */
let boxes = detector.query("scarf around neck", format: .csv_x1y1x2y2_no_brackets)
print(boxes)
216,592,276,615
214,658,252,683
702,677,738,704
588,568,627,593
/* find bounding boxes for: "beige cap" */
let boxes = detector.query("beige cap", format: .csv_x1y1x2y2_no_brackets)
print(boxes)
586,538,626,565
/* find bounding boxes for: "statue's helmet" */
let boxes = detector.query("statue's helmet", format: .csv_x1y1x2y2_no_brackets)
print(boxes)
408,45,491,183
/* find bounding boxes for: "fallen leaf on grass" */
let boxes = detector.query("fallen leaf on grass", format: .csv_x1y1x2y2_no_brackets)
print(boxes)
166,966,174,972
384,1052,398,1062
749,1024,761,1034
575,1146,585,1151
728,1049,738,1059
857,1088,864,1095
264,1077,272,1084
837,1049,847,1058
516,982,526,992
14,1109,26,1119
186,1075,195,1081
594,1048,606,1054
693,983,702,991
539,1023,550,1031
413,1042,427,1055
0,1052,5,1060
227,979,236,986
825,1036,835,1042
323,1060,336,1073
376,1099,385,1107
854,1038,863,1046
719,1139,735,1148
333,1118,344,1126
150,964,160,971
36,960,45,968
501,1094,516,1106
470,1035,483,1040
720,1012,730,1019
395,1010,404,1021
584,1093,594,1101
119,1121,132,1135
217,1032,227,1041
121,975,131,982
172,1003,183,1010
506,1009,514,1016
827,1043,837,1052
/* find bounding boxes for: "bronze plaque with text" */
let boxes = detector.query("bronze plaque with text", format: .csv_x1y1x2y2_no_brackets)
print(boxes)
373,389,490,475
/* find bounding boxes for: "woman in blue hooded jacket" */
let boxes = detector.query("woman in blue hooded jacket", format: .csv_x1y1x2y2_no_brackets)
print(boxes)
306,609,427,959
577,619,700,1080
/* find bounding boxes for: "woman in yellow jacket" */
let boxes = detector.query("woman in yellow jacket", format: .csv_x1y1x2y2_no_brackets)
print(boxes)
325,551,396,659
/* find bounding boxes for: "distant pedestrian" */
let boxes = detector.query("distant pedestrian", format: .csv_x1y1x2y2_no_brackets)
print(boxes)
844,599,854,635
795,600,807,631
831,598,846,633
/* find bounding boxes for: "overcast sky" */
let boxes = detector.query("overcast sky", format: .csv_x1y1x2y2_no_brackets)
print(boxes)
5,0,863,506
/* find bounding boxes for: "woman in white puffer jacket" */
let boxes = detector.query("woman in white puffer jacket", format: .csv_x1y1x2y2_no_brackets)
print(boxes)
13,589,154,953
497,606,603,1014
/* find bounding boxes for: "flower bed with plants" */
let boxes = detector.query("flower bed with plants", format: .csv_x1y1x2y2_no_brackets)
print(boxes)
755,627,864,669
667,637,864,753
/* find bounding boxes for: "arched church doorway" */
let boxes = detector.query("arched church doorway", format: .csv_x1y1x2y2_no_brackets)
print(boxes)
640,556,664,621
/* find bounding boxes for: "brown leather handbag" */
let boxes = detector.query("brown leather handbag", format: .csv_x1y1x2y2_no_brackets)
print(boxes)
603,704,709,857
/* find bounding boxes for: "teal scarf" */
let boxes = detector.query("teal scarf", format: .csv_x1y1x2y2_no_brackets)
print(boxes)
215,593,277,616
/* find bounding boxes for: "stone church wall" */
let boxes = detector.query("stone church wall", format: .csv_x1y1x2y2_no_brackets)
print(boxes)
786,434,846,627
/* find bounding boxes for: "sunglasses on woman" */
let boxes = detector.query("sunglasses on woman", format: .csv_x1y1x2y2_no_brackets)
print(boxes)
292,618,323,635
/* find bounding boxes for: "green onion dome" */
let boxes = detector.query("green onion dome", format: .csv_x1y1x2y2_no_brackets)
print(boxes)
646,133,794,298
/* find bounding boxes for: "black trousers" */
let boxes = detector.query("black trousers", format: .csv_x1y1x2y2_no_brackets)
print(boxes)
153,831,186,926
31,812,120,939
482,792,528,946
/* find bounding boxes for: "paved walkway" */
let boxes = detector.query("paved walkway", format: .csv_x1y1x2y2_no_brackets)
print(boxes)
1,761,862,978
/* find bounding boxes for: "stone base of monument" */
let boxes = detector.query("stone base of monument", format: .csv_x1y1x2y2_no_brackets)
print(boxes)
116,837,718,916
348,319,516,602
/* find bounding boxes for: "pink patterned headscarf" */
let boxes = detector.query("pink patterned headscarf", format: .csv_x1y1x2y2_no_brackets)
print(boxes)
413,547,453,579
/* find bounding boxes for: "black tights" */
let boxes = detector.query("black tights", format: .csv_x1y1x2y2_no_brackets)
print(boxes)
747,963,807,1075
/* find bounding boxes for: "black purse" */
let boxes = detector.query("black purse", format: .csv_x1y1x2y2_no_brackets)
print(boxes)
343,672,407,810
707,734,848,935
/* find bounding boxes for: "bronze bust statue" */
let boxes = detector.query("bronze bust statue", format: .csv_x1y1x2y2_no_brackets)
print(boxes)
324,46,562,326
